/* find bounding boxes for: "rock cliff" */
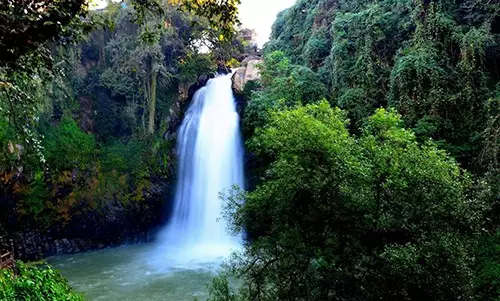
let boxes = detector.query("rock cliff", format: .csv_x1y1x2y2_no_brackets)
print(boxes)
232,57,262,93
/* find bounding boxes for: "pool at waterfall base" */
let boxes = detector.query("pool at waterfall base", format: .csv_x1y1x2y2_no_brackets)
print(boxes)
49,243,238,301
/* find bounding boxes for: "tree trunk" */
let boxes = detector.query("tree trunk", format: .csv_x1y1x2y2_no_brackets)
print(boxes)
98,31,106,69
142,78,148,135
148,70,158,135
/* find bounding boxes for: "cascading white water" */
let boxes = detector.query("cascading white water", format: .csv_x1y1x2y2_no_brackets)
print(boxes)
156,74,244,263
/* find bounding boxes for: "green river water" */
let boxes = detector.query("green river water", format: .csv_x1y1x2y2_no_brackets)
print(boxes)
48,243,226,301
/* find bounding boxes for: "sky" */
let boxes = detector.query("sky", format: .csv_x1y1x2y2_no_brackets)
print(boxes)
238,0,296,47
89,0,297,47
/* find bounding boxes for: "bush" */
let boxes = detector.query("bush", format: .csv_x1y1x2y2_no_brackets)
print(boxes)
41,117,97,172
100,139,147,176
243,51,326,136
0,262,84,301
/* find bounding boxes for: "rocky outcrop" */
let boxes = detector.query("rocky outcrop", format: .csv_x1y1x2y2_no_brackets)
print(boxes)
232,57,262,93
13,230,154,261
164,74,215,141
7,176,168,261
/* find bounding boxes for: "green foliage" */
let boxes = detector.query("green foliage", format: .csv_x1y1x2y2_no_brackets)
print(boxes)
0,0,90,160
251,4,500,297
100,139,148,177
20,172,52,228
148,137,173,176
302,27,330,69
99,35,142,101
0,119,18,169
259,51,327,104
0,0,241,149
0,262,84,301
266,0,499,169
85,3,240,137
0,0,88,71
0,1,186,236
213,102,482,301
207,276,239,301
475,231,500,301
240,80,261,102
0,71,50,167
0,0,237,267
41,117,96,172
178,53,216,83
130,0,241,42
244,51,327,135
323,0,412,126
386,2,494,163
0,0,240,72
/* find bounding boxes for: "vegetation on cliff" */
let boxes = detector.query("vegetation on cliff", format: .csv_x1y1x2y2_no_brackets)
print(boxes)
0,0,243,259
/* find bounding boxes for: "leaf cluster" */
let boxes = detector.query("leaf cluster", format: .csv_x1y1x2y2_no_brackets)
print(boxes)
213,102,483,301
0,262,84,301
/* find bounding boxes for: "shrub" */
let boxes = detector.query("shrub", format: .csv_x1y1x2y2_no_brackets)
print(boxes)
41,117,97,172
0,262,84,301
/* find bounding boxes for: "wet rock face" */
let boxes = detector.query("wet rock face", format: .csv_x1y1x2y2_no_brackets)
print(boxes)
9,177,168,261
164,74,214,142
232,58,262,93
13,231,153,261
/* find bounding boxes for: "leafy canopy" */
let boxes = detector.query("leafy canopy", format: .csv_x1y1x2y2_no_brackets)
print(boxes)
244,51,327,136
212,102,482,301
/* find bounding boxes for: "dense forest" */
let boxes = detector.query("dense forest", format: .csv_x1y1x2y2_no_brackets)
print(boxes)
0,0,499,300
211,0,500,300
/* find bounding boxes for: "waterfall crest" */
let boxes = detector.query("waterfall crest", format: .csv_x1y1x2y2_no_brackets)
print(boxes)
156,74,244,262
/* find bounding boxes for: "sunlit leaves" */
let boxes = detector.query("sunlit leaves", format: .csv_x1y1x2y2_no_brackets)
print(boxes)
244,51,327,136
130,0,241,40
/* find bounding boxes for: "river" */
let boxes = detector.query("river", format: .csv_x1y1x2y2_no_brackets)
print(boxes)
49,243,226,301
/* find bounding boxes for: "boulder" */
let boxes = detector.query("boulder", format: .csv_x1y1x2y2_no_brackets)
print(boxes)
232,59,262,93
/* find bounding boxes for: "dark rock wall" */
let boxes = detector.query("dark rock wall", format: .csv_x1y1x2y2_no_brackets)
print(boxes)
6,177,168,261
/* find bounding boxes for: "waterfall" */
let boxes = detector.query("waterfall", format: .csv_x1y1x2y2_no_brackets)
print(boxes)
156,74,244,263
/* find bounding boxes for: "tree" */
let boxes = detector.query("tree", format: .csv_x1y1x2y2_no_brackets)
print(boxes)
265,0,499,171
0,0,88,70
134,0,241,40
211,102,482,301
253,4,500,296
0,0,240,140
0,0,240,69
